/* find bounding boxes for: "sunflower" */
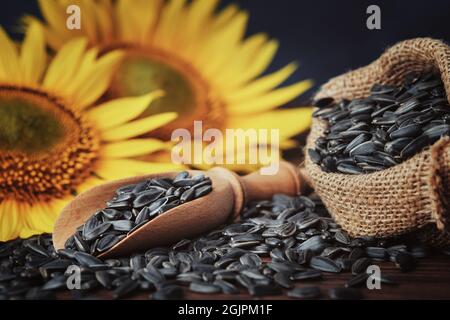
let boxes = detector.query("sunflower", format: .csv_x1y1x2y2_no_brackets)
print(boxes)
0,23,181,241
30,0,313,171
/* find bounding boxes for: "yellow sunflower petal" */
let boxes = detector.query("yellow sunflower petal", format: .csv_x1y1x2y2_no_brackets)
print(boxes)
43,37,88,91
102,139,169,158
38,0,66,31
226,62,298,103
63,47,99,95
94,0,115,43
22,15,68,50
0,27,21,82
102,112,178,142
183,0,219,44
225,39,279,89
96,159,183,180
116,0,161,43
78,0,99,43
88,91,164,130
70,50,124,108
200,11,248,77
227,107,313,140
152,0,187,49
214,33,268,87
212,4,239,27
20,22,46,84
228,80,313,115
26,203,55,233
0,200,21,241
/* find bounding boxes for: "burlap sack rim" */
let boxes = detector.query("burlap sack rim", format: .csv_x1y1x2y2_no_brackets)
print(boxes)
305,37,450,240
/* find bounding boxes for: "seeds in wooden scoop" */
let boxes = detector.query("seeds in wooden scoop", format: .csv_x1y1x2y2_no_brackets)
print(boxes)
311,72,450,174
64,172,212,256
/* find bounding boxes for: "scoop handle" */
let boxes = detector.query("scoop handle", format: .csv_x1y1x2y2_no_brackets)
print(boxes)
238,161,301,206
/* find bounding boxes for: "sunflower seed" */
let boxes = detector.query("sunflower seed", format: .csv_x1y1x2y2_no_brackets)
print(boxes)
288,286,321,299
290,269,322,281
296,235,327,254
73,252,105,268
351,258,372,275
310,256,342,273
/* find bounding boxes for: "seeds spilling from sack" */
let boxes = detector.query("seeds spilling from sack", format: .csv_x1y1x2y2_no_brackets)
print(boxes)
310,72,450,174
64,172,212,255
0,193,436,300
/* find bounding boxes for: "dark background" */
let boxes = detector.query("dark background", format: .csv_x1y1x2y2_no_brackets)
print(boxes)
2,0,450,101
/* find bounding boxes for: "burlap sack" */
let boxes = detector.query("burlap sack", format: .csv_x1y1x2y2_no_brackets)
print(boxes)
305,38,450,246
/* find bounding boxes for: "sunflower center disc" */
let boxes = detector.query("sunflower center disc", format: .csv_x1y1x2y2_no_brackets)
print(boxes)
0,93,65,154
0,86,100,204
109,47,225,138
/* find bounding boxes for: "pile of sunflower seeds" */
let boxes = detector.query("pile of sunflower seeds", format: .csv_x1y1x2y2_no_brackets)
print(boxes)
310,72,450,174
0,192,436,300
64,172,212,255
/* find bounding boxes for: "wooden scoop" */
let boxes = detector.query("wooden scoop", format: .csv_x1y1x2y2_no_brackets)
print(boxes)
53,161,302,258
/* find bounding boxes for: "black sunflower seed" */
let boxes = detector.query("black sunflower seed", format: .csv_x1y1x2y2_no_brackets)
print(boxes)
310,256,342,273
95,271,112,289
40,275,67,291
273,272,293,289
133,190,165,208
110,220,135,232
314,97,335,109
351,258,372,275
296,235,327,254
189,282,221,294
400,134,430,159
73,252,105,268
423,124,450,140
390,124,422,139
290,269,322,280
308,148,322,165
288,286,321,299
83,223,111,242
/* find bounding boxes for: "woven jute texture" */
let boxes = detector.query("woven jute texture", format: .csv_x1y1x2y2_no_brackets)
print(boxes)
305,38,450,246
